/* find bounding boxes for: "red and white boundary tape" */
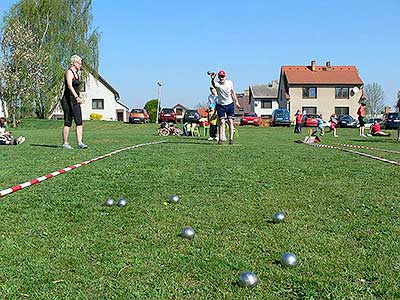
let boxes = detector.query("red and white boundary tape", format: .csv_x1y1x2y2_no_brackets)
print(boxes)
335,143,400,154
0,141,164,198
306,143,400,166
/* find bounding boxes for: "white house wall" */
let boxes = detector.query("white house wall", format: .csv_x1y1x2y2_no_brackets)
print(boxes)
80,73,120,121
250,98,279,117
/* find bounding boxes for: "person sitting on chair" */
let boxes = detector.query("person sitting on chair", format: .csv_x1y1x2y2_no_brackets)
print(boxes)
369,121,390,136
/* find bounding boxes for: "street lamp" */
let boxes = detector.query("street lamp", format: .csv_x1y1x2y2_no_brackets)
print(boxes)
156,81,162,124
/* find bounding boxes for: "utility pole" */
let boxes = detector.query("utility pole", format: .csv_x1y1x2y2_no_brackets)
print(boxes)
156,81,162,124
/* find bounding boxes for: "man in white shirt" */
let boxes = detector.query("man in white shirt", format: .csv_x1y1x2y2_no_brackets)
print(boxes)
210,70,240,144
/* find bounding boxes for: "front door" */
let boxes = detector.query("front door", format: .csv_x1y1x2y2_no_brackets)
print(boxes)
117,111,123,122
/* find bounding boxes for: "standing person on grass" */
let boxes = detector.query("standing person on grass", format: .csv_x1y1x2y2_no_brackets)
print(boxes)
357,102,367,137
210,70,240,145
207,87,218,141
61,54,88,149
294,109,303,133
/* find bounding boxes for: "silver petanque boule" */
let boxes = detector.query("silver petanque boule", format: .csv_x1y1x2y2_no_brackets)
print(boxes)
104,198,114,206
273,212,285,223
238,271,258,287
181,226,195,239
281,252,298,267
117,198,127,207
169,194,179,203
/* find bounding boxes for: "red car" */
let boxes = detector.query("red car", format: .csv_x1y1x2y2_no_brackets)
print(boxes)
159,108,176,123
302,114,319,127
240,112,260,126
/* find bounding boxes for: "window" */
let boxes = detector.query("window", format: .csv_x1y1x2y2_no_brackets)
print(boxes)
176,108,183,116
92,99,104,109
302,106,317,114
335,107,349,115
302,87,317,99
335,87,349,99
261,100,272,109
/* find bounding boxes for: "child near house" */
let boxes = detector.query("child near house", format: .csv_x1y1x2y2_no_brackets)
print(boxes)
329,113,338,137
312,114,325,136
0,117,25,145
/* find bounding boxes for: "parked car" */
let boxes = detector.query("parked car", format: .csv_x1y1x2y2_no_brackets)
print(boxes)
302,114,320,127
240,112,260,126
159,108,176,123
271,109,291,126
383,112,400,129
183,109,201,123
337,114,358,128
128,108,149,124
365,117,383,129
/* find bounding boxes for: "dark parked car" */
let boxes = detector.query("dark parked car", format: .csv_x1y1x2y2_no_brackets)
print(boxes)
383,112,400,129
240,112,260,126
271,109,290,126
337,114,358,128
159,108,176,123
128,108,149,124
183,109,201,123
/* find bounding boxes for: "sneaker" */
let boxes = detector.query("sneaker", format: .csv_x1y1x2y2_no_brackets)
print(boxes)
361,134,367,137
229,139,234,145
16,136,25,145
207,137,214,141
334,135,338,138
78,143,88,149
217,139,223,145
63,143,73,150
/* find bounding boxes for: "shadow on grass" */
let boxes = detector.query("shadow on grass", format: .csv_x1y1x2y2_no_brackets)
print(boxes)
30,143,60,148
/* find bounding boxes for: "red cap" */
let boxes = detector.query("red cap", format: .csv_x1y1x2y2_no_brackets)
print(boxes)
218,70,226,77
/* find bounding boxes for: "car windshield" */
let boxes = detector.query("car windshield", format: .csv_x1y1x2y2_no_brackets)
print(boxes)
131,109,143,113
186,110,198,116
276,110,288,117
387,113,400,119
162,109,174,114
244,113,257,117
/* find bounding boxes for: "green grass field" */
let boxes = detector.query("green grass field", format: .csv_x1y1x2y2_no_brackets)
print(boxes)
0,120,399,299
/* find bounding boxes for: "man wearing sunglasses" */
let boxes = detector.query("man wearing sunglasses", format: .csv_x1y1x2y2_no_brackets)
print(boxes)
210,70,241,144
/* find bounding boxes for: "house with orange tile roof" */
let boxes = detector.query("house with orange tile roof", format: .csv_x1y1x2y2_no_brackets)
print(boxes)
277,60,365,121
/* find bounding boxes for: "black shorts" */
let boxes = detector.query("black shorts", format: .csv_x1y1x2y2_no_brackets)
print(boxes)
358,116,365,127
61,96,83,127
216,103,234,119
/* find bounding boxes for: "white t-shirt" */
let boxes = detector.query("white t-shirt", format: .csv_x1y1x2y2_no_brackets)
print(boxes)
0,127,5,135
213,79,234,105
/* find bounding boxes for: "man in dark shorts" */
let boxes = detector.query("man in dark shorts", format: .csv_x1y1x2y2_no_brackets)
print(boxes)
210,70,241,145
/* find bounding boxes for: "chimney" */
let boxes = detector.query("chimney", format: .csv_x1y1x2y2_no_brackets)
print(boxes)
326,61,331,69
311,60,316,72
271,80,278,87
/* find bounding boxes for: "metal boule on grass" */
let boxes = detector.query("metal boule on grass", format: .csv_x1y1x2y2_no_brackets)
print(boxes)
238,271,258,287
281,252,298,267
181,226,195,239
273,212,285,223
169,194,179,203
117,198,127,207
104,198,114,206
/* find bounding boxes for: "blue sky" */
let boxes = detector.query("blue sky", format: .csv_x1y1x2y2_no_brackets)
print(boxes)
1,0,399,109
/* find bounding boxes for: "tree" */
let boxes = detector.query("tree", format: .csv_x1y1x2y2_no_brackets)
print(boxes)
0,18,47,126
0,0,99,119
364,83,385,117
144,99,160,123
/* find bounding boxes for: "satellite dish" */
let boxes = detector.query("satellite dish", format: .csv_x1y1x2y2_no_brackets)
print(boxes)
352,87,359,93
